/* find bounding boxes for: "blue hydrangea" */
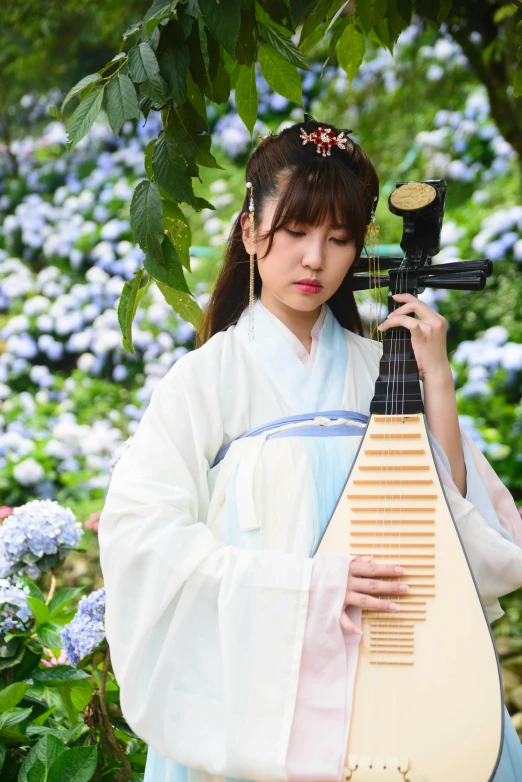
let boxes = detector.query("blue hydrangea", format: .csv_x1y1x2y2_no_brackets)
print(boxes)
0,499,83,579
0,577,32,638
61,587,106,666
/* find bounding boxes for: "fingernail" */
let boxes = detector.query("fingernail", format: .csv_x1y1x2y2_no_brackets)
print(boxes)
355,628,363,635
360,555,373,562
389,602,398,611
394,566,404,574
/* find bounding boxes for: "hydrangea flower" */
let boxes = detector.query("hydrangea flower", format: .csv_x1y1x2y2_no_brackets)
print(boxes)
61,588,106,666
0,577,32,638
0,499,83,579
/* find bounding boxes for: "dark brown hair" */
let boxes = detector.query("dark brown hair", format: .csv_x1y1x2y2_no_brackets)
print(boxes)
196,119,379,346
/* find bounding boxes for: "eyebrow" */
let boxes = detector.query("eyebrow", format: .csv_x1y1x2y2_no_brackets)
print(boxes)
329,223,350,229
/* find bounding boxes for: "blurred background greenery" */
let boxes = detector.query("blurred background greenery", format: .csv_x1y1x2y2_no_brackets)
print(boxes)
0,0,522,754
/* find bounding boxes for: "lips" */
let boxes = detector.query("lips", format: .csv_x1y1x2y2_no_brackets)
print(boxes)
296,279,322,288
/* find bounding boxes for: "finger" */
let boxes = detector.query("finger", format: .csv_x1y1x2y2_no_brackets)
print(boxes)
346,591,399,612
389,294,445,322
351,577,408,595
350,561,404,577
378,315,424,333
340,612,362,635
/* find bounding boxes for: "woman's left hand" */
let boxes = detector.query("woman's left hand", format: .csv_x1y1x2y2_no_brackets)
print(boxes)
377,292,451,382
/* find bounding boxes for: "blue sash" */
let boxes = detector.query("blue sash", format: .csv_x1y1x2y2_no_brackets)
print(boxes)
212,409,369,468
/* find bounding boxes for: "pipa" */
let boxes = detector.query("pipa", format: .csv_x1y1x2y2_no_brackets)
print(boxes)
314,181,501,781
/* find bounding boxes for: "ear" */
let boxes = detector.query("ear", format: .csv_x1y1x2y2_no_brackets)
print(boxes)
240,210,253,255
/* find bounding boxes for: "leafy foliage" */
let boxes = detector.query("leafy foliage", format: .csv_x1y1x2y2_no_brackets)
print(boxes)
53,0,521,352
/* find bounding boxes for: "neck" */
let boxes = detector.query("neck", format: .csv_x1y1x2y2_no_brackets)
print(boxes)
259,291,323,346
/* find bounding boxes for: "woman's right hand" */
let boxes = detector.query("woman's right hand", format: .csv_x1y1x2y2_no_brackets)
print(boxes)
340,556,409,634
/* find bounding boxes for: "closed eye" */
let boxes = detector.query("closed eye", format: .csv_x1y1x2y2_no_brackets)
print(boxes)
285,228,350,245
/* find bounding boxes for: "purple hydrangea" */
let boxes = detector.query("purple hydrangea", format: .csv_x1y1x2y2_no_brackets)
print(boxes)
0,576,32,638
0,499,83,579
61,587,106,666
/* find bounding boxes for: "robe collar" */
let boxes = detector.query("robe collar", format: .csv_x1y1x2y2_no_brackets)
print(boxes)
234,297,348,414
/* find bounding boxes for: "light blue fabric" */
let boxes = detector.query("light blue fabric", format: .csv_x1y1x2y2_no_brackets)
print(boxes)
233,300,348,414
144,417,522,780
213,410,369,467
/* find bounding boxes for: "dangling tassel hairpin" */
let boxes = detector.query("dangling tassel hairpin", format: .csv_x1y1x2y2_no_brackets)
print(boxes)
246,180,255,340
365,196,383,345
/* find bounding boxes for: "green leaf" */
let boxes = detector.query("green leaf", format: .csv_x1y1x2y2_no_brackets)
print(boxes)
139,75,166,107
123,21,142,40
48,588,83,619
144,236,191,291
19,734,65,782
299,0,332,45
158,41,190,106
0,727,29,744
356,0,387,34
27,759,45,782
106,74,140,136
152,128,196,206
0,707,32,729
65,86,104,153
69,682,94,712
515,64,522,98
61,74,101,113
235,7,257,66
437,0,453,23
30,705,58,727
162,200,192,270
118,271,147,355
32,666,89,687
27,598,49,626
193,132,223,169
37,623,64,650
143,0,177,36
387,0,410,43
302,22,328,56
258,43,302,105
337,21,366,83
130,180,164,259
257,16,310,70
129,42,161,83
0,639,24,671
48,106,62,119
0,742,5,772
198,0,241,57
0,682,30,712
186,71,207,119
157,283,203,329
235,64,258,135
47,746,97,782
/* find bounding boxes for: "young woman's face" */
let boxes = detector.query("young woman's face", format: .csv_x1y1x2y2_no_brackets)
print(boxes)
240,195,358,315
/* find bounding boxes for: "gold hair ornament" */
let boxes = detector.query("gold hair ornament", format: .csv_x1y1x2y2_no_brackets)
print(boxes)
246,181,255,340
365,195,383,345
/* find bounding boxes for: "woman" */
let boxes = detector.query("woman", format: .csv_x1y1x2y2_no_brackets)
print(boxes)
99,120,522,782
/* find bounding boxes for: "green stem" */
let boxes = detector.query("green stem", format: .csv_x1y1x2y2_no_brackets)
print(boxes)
45,572,56,605
59,685,78,725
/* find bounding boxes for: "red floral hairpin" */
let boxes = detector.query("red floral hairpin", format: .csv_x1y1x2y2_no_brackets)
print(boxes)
300,126,352,157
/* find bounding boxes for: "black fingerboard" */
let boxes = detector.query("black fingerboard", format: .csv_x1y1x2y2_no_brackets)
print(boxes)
369,327,424,415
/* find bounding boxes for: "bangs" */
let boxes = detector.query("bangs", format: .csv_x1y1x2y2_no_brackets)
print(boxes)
260,159,369,253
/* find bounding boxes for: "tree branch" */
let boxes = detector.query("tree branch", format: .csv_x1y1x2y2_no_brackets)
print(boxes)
98,648,134,782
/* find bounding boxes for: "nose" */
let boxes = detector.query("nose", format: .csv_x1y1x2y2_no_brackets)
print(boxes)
301,232,326,269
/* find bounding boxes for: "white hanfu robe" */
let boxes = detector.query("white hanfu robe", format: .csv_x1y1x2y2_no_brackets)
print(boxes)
98,297,522,782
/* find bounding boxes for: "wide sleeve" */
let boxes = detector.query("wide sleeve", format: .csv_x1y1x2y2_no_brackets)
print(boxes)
428,424,522,624
98,355,357,782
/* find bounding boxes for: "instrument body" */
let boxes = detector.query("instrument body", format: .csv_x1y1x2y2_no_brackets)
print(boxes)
314,412,503,781
313,181,502,780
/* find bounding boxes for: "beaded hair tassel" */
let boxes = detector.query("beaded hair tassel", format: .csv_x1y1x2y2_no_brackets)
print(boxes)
246,181,255,340
365,195,383,344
